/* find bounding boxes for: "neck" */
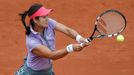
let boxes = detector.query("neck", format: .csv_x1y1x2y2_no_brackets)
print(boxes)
34,25,44,35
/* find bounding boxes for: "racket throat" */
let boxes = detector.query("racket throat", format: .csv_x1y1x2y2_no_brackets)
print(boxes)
97,34,106,38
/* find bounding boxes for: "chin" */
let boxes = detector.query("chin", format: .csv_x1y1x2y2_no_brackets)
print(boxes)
44,25,48,28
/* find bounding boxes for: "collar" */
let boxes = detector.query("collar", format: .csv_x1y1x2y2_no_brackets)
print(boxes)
30,25,39,35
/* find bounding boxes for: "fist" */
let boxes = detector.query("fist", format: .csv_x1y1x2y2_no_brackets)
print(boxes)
73,44,83,52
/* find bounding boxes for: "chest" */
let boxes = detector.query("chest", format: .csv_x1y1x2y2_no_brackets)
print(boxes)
38,27,55,49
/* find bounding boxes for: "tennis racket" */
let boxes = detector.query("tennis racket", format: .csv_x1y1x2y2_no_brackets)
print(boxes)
81,9,127,46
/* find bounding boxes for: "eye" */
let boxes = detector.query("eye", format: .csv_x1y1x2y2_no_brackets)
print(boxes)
43,16,46,18
42,15,48,18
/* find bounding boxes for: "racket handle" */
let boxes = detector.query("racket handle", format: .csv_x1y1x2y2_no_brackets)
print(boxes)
88,37,92,42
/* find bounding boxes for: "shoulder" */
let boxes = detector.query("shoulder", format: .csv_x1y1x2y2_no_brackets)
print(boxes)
48,18,57,29
48,18,57,23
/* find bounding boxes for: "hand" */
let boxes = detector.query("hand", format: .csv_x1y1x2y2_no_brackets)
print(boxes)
76,35,89,43
79,37,89,43
73,44,83,52
80,41,91,47
66,42,90,53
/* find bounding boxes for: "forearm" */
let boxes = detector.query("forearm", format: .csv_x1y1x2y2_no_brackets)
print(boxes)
48,48,68,60
48,43,84,60
55,22,80,39
66,28,86,43
32,44,86,60
33,44,75,60
66,28,79,39
55,22,87,43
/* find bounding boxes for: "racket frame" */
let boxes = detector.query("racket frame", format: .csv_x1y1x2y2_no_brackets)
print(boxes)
87,9,127,42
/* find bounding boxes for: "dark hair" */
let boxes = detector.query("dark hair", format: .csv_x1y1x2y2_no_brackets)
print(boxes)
19,3,43,35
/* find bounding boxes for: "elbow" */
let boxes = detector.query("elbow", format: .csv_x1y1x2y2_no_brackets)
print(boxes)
49,56,60,61
51,58,59,61
40,54,59,60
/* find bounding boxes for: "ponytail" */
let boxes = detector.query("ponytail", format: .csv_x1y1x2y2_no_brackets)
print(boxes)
19,4,43,35
19,11,31,35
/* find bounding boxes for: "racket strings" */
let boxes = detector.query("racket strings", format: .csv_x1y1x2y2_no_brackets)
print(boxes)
97,18,107,34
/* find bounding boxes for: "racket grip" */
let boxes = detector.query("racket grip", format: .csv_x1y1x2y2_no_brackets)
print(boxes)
87,38,92,42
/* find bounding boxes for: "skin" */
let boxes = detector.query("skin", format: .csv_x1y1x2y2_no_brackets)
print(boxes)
32,16,90,60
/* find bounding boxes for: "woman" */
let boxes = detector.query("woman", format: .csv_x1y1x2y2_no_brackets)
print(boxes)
15,3,89,75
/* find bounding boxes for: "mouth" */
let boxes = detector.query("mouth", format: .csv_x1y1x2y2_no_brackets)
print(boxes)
46,21,48,26
44,22,48,27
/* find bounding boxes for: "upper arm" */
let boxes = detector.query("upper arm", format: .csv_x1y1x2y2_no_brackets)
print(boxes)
48,18,78,39
27,34,69,60
32,45,53,58
27,37,53,58
48,18,72,34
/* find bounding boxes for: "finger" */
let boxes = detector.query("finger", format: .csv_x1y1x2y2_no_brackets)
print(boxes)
80,43,84,47
80,42,91,47
85,42,91,45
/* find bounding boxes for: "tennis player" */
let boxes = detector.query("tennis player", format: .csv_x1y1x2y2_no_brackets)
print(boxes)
14,3,89,75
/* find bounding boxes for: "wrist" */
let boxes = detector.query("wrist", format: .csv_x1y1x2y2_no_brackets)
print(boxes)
76,35,82,43
66,44,74,53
